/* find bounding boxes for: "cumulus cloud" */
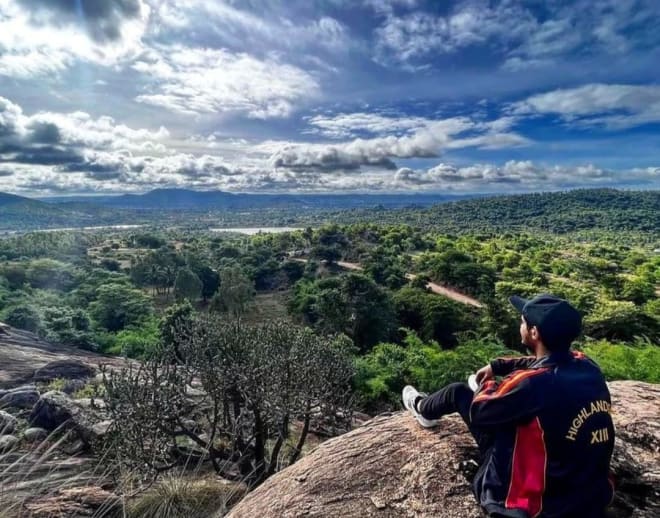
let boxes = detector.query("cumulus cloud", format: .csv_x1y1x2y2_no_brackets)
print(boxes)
133,46,320,118
393,161,659,191
274,113,530,172
0,0,150,77
511,84,660,129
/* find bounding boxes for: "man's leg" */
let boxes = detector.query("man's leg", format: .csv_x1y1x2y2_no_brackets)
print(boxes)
417,382,494,456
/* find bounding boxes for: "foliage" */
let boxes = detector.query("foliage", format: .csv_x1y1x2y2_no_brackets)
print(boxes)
580,339,660,383
289,273,396,351
126,476,246,518
173,267,203,302
211,266,254,317
89,283,153,332
2,304,42,333
102,319,355,486
355,331,513,410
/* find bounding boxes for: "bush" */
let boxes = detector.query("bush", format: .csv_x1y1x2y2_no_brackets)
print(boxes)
579,339,660,383
102,319,355,486
126,476,246,518
355,331,513,410
2,304,42,333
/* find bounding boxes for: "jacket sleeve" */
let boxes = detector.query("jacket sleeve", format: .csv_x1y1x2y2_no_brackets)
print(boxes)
490,355,537,377
470,369,547,427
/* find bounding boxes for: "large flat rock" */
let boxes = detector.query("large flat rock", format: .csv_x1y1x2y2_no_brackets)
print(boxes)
229,381,660,518
0,327,126,389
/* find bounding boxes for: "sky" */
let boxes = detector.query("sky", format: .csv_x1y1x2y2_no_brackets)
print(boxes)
0,0,659,196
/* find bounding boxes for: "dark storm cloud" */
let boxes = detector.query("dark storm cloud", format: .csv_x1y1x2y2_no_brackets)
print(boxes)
17,0,143,42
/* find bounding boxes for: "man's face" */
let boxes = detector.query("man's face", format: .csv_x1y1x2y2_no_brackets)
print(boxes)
520,316,537,352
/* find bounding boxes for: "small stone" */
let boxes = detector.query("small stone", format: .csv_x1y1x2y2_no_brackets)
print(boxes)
0,434,19,452
370,496,387,509
23,427,49,443
0,410,18,435
91,420,113,439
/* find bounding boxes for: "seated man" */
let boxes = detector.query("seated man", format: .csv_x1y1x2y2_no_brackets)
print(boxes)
403,294,615,518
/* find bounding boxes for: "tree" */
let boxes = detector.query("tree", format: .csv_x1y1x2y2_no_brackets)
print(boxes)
292,273,396,351
102,320,355,486
197,266,220,302
89,283,153,332
211,266,254,317
159,301,195,361
173,267,203,302
2,305,41,333
310,244,341,264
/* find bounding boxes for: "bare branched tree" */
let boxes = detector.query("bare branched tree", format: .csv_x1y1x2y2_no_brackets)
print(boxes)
102,318,355,487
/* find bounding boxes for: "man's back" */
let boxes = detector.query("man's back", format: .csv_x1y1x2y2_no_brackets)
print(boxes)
472,350,615,517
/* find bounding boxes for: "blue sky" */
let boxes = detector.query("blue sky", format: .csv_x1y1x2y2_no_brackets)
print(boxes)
0,0,658,195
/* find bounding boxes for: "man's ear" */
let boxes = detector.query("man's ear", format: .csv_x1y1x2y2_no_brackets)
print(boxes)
530,326,540,340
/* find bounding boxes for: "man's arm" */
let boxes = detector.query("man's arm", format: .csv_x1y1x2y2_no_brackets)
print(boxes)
490,355,537,377
470,368,548,427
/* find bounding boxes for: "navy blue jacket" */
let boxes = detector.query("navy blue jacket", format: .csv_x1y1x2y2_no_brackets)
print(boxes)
469,350,615,517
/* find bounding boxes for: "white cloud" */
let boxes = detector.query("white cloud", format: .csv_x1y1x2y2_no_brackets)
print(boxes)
373,0,660,70
393,161,660,191
373,1,534,68
0,0,150,78
133,46,320,118
277,113,530,171
511,84,660,129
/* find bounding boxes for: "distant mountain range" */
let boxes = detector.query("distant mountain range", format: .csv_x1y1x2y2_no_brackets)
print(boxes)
1,188,657,233
37,188,478,210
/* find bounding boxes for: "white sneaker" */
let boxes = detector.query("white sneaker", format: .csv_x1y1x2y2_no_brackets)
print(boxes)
402,385,441,428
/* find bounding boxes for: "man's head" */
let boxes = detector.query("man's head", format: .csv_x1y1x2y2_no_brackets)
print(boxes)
509,293,582,355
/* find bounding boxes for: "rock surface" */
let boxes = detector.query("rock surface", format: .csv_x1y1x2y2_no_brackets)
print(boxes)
29,391,97,445
0,434,19,452
23,427,49,443
0,326,126,389
32,360,96,383
0,386,40,409
229,381,660,518
0,409,18,434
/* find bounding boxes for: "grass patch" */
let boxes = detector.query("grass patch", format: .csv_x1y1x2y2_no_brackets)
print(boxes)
126,475,247,518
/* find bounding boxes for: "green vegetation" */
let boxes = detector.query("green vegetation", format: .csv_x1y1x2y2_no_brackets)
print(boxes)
0,189,657,411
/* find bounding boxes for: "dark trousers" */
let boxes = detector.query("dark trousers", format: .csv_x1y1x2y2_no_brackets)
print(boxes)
417,382,494,457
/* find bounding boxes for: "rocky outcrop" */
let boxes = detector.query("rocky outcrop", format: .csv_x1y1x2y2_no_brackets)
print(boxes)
32,360,96,383
0,386,40,409
229,381,659,518
22,486,121,517
29,391,97,445
0,326,125,389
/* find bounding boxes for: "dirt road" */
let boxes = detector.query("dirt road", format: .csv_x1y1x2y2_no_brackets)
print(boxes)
293,258,484,308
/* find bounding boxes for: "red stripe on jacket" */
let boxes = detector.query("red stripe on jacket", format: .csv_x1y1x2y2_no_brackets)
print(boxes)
506,416,547,517
473,368,548,402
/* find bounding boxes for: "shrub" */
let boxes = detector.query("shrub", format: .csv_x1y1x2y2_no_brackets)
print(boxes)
102,319,355,486
579,339,660,383
355,331,513,410
2,304,42,333
126,476,246,518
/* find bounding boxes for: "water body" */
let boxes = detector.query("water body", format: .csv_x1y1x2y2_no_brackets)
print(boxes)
0,224,147,236
209,227,304,235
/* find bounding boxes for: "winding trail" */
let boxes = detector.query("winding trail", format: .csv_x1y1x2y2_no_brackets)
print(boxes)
292,258,484,308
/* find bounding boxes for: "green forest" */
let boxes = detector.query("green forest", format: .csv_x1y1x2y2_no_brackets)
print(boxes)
2,191,658,407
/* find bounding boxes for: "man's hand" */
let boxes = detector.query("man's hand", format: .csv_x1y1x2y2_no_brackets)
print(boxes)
475,364,494,385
